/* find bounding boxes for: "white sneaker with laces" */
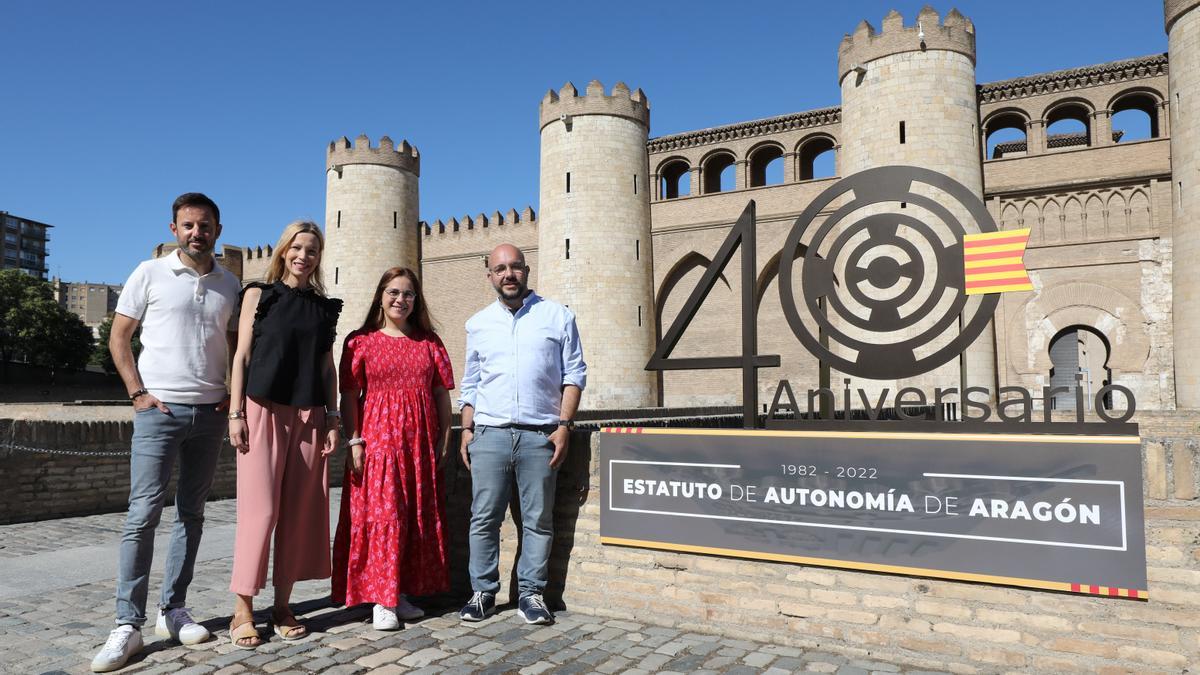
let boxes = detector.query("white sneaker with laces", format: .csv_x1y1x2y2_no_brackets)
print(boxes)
395,595,425,621
90,624,143,673
154,607,210,645
372,604,400,631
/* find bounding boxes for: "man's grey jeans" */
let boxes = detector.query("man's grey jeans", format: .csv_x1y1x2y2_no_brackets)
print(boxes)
467,425,559,598
116,402,224,626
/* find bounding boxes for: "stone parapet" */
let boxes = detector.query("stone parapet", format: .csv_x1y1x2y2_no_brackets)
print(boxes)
1166,0,1200,32
0,415,347,524
837,7,975,83
539,80,649,131
977,53,1168,105
647,107,840,154
326,134,420,176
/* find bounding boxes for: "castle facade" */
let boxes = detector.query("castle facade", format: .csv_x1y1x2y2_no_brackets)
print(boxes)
305,3,1197,414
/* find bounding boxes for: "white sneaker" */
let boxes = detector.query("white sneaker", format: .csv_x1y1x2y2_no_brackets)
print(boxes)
154,607,210,645
372,604,400,631
91,625,143,672
395,595,425,621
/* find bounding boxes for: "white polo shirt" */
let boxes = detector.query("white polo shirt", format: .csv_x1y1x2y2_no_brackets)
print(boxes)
115,250,241,404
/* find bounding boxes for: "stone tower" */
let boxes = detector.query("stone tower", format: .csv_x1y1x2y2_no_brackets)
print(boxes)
1167,0,1200,408
537,81,657,409
835,7,995,400
324,134,420,343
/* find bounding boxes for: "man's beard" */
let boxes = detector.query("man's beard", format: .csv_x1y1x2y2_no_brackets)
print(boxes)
180,240,213,260
497,281,526,300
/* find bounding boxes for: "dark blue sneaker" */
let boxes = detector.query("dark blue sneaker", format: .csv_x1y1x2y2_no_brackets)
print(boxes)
517,593,553,625
459,592,495,622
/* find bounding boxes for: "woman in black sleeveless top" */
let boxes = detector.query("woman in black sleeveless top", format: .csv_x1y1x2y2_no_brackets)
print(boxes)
226,220,342,648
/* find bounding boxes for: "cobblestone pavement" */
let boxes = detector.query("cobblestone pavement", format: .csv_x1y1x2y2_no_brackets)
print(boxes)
0,494,942,675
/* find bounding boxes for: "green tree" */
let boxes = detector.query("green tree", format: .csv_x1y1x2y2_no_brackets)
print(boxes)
91,314,141,374
0,270,94,370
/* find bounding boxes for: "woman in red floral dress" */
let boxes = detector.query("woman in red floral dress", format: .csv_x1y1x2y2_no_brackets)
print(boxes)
331,267,453,630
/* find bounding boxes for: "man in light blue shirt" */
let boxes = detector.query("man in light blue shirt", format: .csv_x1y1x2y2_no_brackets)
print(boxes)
458,243,586,625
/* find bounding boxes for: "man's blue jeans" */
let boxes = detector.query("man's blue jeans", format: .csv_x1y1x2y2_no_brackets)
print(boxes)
116,403,224,626
467,425,558,597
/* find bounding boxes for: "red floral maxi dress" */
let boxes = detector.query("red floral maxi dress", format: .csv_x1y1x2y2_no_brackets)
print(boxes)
331,328,455,606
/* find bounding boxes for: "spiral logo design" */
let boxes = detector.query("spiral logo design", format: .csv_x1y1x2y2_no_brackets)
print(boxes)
778,166,1000,380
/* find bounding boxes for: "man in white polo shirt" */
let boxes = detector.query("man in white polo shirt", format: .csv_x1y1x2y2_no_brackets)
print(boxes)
91,193,241,673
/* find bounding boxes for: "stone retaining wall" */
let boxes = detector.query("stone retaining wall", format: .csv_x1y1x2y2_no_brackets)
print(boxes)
464,413,1200,674
0,418,347,525
3,410,1196,672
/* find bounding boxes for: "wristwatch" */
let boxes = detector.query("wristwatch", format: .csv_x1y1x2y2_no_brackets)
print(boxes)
558,419,575,430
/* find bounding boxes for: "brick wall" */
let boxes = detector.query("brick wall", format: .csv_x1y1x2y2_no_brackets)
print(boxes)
0,418,347,525
6,409,1196,671
455,412,1199,674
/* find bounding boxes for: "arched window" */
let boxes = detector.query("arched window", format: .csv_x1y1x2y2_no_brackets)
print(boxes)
1111,91,1160,142
702,152,736,194
983,111,1029,159
659,159,691,199
1048,326,1112,411
798,136,836,181
1045,102,1093,150
748,144,784,187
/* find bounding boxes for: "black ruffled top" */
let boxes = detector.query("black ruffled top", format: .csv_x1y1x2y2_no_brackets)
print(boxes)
243,281,343,408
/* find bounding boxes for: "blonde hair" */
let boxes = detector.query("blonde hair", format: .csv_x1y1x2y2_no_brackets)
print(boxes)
266,220,327,294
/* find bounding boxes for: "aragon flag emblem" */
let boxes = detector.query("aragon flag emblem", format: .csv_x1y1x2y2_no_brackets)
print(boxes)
963,228,1034,295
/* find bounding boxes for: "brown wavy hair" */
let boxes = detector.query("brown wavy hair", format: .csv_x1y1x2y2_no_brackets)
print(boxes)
359,267,436,334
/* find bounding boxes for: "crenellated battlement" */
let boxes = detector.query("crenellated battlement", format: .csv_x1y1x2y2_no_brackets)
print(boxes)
422,206,536,237
837,6,975,83
244,244,273,260
539,80,649,131
326,134,420,176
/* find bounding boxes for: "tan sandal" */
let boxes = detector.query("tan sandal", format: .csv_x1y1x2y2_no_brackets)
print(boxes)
228,618,262,649
271,607,307,641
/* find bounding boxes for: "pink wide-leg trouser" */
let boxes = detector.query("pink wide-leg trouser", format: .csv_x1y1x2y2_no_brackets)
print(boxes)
230,397,330,596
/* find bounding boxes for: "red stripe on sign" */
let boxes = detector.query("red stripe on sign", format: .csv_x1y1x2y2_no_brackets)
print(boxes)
964,249,1029,262
1108,587,1119,597
963,234,1030,248
1071,583,1081,593
1128,589,1140,598
964,276,1032,289
1090,585,1100,594
964,263,1027,275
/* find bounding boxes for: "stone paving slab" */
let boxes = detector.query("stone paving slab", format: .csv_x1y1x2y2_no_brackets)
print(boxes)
0,496,943,674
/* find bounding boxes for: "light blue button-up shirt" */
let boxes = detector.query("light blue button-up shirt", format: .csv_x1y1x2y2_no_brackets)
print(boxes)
459,292,587,426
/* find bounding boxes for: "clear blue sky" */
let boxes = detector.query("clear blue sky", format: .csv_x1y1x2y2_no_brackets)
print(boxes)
2,1,1167,285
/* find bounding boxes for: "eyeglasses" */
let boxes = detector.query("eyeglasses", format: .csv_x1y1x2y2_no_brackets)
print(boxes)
490,263,527,276
383,289,417,300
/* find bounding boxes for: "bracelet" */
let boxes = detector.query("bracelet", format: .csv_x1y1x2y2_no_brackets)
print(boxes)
347,437,365,447
129,388,148,401
228,410,245,420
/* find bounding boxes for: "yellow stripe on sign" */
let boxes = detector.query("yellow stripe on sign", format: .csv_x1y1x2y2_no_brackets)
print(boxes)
963,242,1028,255
964,256,1023,269
964,227,1032,242
965,270,1033,282
966,282,1034,294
